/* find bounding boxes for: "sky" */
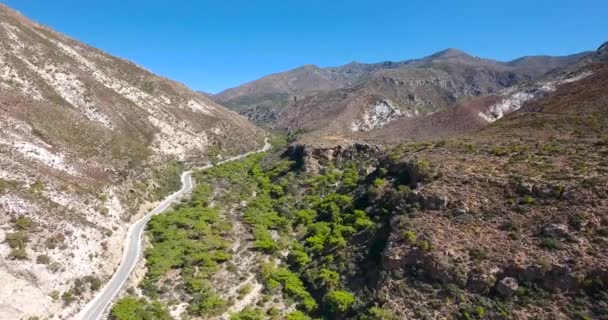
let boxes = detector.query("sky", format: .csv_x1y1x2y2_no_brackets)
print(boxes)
3,0,607,93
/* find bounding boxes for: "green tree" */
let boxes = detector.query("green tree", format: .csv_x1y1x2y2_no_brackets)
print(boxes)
326,290,355,313
230,307,265,320
286,310,312,320
111,296,172,320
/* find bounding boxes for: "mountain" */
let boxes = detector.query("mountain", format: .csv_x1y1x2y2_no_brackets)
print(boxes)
0,4,264,319
214,47,590,139
121,55,608,319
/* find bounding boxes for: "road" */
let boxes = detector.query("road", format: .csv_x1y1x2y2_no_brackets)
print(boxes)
77,139,270,320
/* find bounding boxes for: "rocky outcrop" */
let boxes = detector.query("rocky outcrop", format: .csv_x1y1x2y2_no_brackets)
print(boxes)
496,277,519,298
283,143,382,174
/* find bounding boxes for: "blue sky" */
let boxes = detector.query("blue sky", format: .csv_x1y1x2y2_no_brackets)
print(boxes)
3,0,607,93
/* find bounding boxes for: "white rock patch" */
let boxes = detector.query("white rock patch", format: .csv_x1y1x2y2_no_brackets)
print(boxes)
0,42,43,100
185,99,214,114
148,116,208,159
0,139,81,175
479,71,593,122
351,99,409,132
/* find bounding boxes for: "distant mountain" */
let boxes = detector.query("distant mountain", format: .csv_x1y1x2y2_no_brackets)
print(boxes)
213,47,590,139
0,4,264,319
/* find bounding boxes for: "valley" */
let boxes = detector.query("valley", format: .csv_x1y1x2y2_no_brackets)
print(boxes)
0,2,606,320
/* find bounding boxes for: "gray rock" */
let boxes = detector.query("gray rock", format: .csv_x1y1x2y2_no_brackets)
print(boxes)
421,194,449,210
516,182,533,195
542,223,569,238
533,184,559,199
497,277,519,298
467,271,497,294
453,206,469,216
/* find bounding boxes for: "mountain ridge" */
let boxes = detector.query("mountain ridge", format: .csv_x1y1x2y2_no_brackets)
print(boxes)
215,45,591,142
0,4,264,319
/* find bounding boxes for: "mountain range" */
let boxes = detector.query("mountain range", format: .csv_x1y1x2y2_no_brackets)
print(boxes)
213,46,591,142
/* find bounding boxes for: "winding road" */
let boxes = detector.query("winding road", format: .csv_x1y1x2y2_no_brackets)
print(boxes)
77,140,270,320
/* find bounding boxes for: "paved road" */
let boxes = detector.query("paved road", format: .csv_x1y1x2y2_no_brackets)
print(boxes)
77,140,270,320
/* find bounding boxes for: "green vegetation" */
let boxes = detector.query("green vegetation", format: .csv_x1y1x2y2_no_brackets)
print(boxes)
36,254,51,264
230,307,265,320
259,263,317,312
0,178,18,194
5,231,29,260
142,201,231,316
111,296,172,320
136,145,436,318
326,290,356,313
61,290,76,305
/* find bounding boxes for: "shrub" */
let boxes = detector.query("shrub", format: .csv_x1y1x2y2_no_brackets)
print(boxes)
36,254,51,264
5,231,28,249
364,307,399,320
188,291,228,316
230,307,265,320
259,263,317,312
111,296,172,320
238,283,253,297
403,230,417,244
373,178,386,188
49,290,60,302
288,248,311,269
318,268,340,288
61,291,76,305
541,238,562,250
13,215,33,230
252,228,278,253
8,248,27,260
286,310,312,320
326,290,355,313
45,234,66,249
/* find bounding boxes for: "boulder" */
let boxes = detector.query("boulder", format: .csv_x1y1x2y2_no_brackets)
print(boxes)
516,182,533,196
420,194,449,210
467,271,497,294
496,277,519,298
542,223,569,238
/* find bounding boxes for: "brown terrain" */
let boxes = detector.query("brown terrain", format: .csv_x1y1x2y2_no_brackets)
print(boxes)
214,47,590,143
277,45,608,319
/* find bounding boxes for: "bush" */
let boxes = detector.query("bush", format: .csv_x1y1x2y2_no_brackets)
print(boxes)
5,231,29,249
363,307,399,320
230,307,265,320
326,290,355,313
286,310,312,320
259,263,317,312
188,291,227,316
49,290,60,302
45,234,66,249
36,254,51,264
403,230,417,244
8,248,27,260
541,238,562,250
13,215,33,230
252,227,278,253
61,291,76,305
111,296,172,320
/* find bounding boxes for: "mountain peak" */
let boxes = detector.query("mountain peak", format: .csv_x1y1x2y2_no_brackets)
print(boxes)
295,64,321,71
428,48,472,59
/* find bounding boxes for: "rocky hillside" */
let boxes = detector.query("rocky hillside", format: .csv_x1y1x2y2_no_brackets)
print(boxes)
102,46,608,320
214,47,589,139
120,57,607,320
0,4,264,319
